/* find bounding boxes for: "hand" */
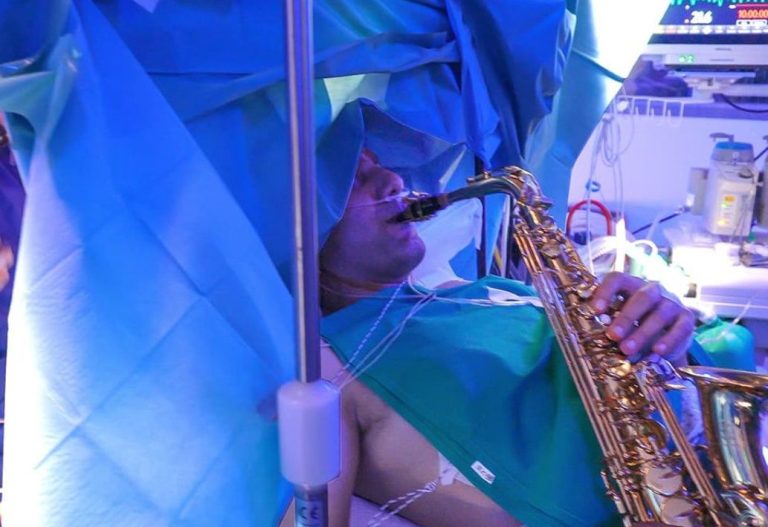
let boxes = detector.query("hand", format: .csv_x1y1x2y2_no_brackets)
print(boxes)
589,272,695,366
0,243,14,291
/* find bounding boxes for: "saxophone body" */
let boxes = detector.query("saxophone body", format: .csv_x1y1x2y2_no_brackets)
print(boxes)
396,166,768,527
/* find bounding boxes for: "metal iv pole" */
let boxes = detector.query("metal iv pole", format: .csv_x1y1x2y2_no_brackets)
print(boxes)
278,0,341,526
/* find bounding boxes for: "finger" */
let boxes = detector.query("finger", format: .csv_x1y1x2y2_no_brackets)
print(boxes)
605,281,663,341
590,272,645,314
615,298,682,356
0,267,9,290
652,309,696,359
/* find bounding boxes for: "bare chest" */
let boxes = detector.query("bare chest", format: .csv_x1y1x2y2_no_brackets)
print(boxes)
351,385,520,527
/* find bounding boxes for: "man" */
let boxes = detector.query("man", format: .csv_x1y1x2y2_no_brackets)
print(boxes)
282,149,695,527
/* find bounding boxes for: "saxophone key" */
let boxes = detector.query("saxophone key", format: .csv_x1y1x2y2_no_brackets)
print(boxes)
579,326,614,341
570,282,595,300
540,240,562,259
643,461,686,497
596,313,613,326
658,495,706,527
611,392,654,413
598,354,634,379
565,302,595,320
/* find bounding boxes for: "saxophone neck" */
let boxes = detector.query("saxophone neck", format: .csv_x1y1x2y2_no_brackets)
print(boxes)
395,166,550,223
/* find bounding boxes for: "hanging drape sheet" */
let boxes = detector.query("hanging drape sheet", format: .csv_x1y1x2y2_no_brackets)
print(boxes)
0,0,664,525
527,0,669,221
0,3,296,526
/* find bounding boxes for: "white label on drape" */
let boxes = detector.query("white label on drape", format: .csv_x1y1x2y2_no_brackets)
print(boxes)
470,461,496,485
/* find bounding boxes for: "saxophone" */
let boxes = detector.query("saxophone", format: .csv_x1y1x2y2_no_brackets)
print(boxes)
395,166,768,527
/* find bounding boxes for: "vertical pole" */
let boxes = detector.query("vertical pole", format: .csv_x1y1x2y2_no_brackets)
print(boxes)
474,157,487,278
280,1,339,527
285,0,320,386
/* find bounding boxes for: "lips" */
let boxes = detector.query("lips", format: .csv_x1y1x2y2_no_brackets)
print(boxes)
380,202,415,237
388,217,418,241
385,200,408,224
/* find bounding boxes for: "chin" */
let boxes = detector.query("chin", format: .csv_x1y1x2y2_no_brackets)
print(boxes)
398,238,426,275
411,238,426,264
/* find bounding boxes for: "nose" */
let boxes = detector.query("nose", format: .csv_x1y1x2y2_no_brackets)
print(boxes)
379,168,404,199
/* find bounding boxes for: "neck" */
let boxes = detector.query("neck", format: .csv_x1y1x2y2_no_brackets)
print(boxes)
319,268,404,314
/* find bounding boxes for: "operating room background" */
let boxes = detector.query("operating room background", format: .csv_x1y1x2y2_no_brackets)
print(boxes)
3,0,768,525
567,43,768,374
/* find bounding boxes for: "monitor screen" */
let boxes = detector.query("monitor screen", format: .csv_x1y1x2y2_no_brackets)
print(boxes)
646,1,768,68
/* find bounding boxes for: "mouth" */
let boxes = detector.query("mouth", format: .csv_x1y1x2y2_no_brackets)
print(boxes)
381,203,417,239
385,200,409,224
388,216,418,241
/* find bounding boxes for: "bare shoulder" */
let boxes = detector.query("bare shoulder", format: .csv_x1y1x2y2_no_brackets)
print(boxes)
320,340,392,429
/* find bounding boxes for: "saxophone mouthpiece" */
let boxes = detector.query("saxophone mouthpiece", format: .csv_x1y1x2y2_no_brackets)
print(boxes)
393,193,450,223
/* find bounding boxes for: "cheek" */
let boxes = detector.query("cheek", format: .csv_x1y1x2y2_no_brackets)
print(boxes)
326,210,378,256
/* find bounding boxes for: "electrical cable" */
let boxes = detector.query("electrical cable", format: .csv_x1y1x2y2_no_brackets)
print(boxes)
754,145,768,163
329,276,544,388
631,211,684,236
331,281,406,387
336,291,435,389
713,93,768,114
696,298,754,350
368,478,440,527
577,92,634,275
406,276,540,308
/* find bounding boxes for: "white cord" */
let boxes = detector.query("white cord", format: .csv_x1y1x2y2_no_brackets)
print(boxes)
585,95,635,274
613,217,627,272
581,90,637,271
332,282,406,386
645,209,667,243
696,297,754,349
407,276,531,305
367,478,440,527
337,292,436,389
332,278,542,389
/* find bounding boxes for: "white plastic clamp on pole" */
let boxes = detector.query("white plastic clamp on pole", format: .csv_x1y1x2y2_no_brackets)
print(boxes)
278,379,341,487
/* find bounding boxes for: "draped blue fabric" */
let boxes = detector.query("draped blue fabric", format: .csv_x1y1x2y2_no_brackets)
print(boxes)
88,0,578,279
0,0,663,525
0,3,295,525
527,0,668,221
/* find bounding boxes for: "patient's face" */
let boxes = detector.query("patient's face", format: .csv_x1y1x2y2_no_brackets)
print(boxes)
320,149,425,285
